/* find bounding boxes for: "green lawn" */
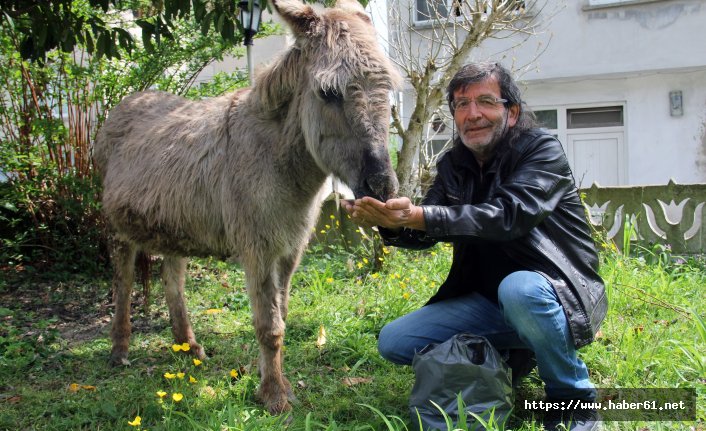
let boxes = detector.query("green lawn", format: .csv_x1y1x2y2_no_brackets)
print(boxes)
0,238,704,430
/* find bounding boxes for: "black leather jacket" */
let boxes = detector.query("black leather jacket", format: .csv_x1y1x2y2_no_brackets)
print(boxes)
381,129,607,348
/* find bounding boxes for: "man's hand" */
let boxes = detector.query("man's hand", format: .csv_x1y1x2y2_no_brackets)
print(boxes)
342,197,426,231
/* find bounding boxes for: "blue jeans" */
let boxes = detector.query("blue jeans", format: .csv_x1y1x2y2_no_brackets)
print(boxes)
378,270,596,400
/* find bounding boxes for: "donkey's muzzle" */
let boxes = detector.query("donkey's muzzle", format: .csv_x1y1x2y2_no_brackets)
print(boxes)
363,173,399,201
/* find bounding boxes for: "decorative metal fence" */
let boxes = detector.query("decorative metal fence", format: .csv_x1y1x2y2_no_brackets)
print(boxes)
581,180,706,254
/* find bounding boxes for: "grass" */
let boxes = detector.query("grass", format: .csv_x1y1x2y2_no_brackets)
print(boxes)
0,234,704,431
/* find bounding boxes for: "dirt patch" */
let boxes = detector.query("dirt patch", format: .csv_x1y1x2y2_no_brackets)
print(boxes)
0,278,161,346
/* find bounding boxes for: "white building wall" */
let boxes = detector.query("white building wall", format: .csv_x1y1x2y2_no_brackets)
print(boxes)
524,68,706,185
195,9,290,85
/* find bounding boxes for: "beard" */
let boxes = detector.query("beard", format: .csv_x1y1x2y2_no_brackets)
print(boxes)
458,112,509,163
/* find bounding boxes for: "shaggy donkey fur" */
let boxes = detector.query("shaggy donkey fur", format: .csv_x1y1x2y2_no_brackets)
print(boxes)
93,0,400,415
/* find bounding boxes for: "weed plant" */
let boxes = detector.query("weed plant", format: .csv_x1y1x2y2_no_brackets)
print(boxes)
0,227,704,430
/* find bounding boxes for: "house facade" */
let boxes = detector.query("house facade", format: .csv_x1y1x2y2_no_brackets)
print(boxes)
393,0,706,187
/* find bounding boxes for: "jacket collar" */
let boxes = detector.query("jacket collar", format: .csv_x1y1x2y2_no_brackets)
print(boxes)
449,136,511,174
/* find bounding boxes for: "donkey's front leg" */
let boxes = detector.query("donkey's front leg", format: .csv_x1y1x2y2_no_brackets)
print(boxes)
246,261,291,414
162,256,206,360
109,240,137,366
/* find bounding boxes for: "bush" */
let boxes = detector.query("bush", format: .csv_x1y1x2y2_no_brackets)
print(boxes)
0,172,108,281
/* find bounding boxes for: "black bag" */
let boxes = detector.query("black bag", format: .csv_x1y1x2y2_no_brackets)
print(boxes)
409,333,513,431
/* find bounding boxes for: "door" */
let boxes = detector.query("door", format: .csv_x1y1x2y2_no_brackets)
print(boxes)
566,131,624,188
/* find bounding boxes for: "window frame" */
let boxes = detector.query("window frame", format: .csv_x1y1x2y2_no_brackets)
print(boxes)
413,0,529,27
582,0,665,11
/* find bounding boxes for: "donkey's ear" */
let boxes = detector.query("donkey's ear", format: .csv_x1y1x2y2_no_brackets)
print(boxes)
334,0,366,13
273,0,320,36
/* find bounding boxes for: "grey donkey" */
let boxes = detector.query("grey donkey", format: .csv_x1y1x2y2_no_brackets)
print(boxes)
92,0,400,415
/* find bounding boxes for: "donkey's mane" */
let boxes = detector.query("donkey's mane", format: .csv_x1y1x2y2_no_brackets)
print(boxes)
254,47,303,113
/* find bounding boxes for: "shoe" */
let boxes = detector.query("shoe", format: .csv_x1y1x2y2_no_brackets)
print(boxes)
542,406,602,431
506,348,537,387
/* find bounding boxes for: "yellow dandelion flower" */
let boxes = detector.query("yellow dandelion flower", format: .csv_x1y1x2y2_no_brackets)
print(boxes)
156,390,167,398
431,251,437,256
325,224,331,229
189,375,197,383
326,277,334,283
403,292,411,300
205,308,222,315
128,416,141,426
378,257,383,262
172,344,183,352
356,262,363,269
180,343,190,351
336,220,340,227
363,258,369,264
164,372,176,379
371,273,379,279
172,393,184,402
383,247,390,254
69,383,80,393
329,214,336,220
230,369,239,379
320,230,326,234
176,372,185,379
193,358,203,366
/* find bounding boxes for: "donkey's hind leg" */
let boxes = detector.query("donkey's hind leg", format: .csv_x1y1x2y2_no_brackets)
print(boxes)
162,256,206,359
109,240,137,366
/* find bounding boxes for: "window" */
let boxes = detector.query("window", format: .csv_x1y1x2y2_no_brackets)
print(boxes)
416,0,450,21
415,0,527,24
423,138,452,163
567,106,623,129
534,109,558,129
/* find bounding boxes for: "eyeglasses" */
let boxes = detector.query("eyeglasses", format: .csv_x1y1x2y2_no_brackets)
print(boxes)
451,96,507,112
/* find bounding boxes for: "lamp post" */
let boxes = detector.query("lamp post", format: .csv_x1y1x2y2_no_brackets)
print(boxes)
238,0,263,86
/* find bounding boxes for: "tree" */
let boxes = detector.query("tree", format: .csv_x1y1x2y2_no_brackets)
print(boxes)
0,0,253,62
381,0,560,197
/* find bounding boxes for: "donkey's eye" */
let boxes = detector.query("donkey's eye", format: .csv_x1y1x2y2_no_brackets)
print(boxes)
318,87,343,104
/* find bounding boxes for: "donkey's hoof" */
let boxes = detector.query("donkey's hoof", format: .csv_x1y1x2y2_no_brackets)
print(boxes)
259,388,292,415
109,353,131,367
191,343,207,360
266,398,292,416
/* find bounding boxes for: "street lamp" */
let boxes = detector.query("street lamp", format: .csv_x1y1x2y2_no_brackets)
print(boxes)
238,0,263,86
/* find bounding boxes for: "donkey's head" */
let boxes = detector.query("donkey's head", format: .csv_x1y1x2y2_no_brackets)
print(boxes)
269,0,400,200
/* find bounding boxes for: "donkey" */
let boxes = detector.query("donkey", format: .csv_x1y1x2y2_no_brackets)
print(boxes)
92,0,399,415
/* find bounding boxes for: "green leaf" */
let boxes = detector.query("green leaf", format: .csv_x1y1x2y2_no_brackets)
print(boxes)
201,10,214,36
216,13,225,33
221,19,235,42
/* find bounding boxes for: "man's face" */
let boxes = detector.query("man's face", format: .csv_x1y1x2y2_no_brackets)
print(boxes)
453,76,519,164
